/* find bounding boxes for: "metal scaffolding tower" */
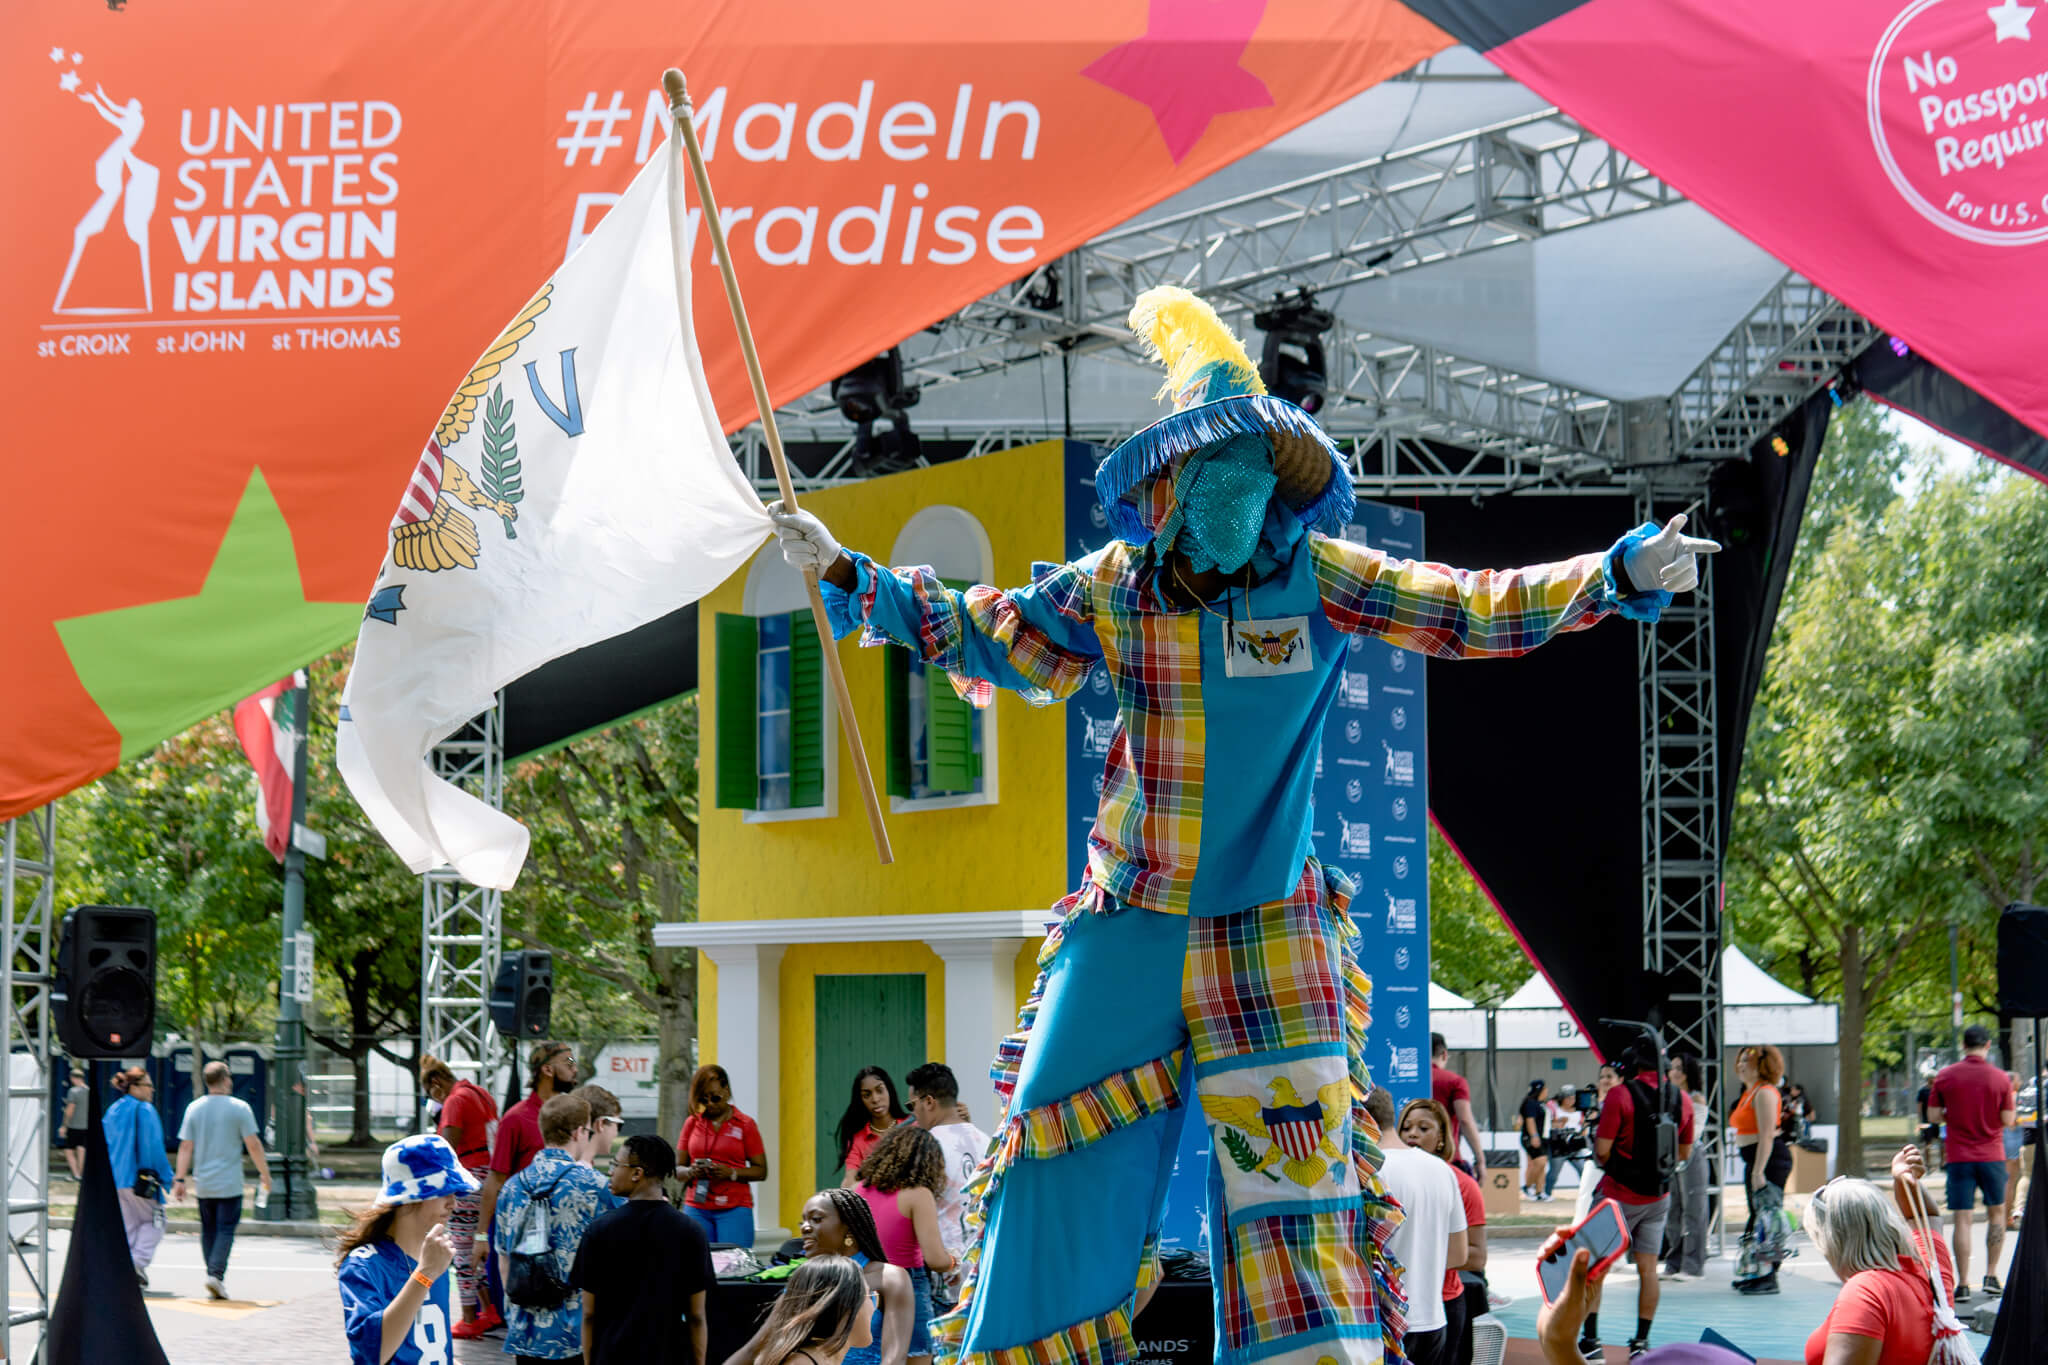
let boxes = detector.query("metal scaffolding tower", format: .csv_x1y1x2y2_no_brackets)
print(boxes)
419,702,506,1113
1,808,54,1365
1637,479,1727,1242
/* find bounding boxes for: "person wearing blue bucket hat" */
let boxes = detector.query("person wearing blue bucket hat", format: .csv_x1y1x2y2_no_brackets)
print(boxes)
768,285,1719,1365
334,1133,480,1365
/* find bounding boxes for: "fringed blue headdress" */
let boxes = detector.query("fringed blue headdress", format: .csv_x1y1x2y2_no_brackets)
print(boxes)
1096,286,1353,546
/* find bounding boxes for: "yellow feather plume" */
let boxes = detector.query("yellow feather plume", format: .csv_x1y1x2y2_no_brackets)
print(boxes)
1127,285,1264,403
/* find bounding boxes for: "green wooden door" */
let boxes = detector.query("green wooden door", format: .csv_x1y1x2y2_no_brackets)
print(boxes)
814,974,927,1189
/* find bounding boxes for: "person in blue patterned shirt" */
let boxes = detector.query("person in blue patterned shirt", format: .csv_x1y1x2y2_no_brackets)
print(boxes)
491,1093,616,1363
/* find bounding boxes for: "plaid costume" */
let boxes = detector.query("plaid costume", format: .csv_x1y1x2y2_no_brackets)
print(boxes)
820,515,1661,1365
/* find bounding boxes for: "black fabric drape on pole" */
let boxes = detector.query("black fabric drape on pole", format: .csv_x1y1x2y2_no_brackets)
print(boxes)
48,1084,170,1365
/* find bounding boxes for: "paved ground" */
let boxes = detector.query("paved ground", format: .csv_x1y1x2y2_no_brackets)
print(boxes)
6,1194,2013,1364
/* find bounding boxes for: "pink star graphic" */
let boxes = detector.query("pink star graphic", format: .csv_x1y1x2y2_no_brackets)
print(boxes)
1083,0,1274,163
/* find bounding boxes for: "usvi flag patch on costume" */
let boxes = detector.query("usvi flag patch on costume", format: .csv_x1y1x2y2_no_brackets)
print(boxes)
1199,1055,1355,1204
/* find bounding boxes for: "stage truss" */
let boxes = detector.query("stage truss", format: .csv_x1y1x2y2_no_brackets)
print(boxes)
419,703,506,1114
0,810,53,1365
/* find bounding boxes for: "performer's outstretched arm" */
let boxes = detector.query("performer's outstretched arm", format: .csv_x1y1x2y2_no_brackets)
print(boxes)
1308,518,1711,658
769,504,1102,706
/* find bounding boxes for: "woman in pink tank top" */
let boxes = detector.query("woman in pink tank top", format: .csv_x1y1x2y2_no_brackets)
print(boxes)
853,1126,957,1365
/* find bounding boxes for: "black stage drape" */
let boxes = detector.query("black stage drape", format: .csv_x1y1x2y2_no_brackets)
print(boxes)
49,1085,170,1365
1420,402,1825,1060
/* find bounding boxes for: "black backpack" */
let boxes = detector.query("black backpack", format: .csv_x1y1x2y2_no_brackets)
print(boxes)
504,1165,574,1309
1604,1076,1680,1199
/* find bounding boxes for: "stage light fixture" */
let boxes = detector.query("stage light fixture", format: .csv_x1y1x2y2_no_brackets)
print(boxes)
1889,336,1911,358
1254,293,1336,415
832,349,922,474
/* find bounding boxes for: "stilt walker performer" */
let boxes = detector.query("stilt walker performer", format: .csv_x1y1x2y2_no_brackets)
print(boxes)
767,287,1720,1365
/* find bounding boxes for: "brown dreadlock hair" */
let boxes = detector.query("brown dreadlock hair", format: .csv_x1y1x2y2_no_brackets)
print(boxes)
824,1186,889,1264
853,1122,946,1196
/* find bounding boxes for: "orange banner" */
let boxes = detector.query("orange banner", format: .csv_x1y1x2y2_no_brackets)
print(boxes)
0,0,1448,817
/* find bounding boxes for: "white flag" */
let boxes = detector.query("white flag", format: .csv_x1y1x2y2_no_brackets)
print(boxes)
338,148,770,888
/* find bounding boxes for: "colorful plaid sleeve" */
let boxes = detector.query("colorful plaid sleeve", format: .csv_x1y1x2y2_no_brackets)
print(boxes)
826,550,1102,707
1307,528,1659,659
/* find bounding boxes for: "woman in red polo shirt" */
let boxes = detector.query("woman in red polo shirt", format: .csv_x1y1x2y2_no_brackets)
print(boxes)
678,1063,768,1248
1399,1097,1488,1365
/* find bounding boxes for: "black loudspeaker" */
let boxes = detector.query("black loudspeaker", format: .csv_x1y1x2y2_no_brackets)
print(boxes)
53,906,156,1058
1998,903,2048,1017
489,950,552,1039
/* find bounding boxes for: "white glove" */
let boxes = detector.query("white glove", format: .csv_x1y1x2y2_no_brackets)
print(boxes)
766,501,842,574
1622,513,1722,595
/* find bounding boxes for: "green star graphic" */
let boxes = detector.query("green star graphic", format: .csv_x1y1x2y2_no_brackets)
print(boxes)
56,468,363,759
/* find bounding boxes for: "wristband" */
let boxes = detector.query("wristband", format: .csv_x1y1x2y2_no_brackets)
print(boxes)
411,1269,436,1290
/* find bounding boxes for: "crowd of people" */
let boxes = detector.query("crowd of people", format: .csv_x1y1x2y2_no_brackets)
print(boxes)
71,1025,2032,1365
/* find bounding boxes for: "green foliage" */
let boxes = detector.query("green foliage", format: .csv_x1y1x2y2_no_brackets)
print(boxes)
1426,824,1532,1006
1729,399,2047,1152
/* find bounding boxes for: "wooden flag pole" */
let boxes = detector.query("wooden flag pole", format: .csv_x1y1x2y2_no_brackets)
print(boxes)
664,67,893,865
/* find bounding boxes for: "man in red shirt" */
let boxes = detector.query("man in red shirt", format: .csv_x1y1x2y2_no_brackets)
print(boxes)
1928,1024,2018,1300
1431,1033,1483,1175
460,1039,578,1339
1582,1038,1694,1361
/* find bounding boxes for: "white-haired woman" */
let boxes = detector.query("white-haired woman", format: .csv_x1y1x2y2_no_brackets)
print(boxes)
1802,1145,1961,1365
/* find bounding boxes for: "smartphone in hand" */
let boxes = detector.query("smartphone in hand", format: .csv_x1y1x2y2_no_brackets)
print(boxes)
1537,1198,1631,1305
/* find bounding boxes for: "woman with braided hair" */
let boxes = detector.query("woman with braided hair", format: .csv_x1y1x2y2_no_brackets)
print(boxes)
724,1188,913,1365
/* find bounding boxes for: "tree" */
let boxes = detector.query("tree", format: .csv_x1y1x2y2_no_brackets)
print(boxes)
1729,429,2048,1166
61,719,283,1079
504,697,701,1138
1426,823,1532,1007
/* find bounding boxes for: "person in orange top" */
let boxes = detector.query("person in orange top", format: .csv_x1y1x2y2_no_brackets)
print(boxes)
1730,1044,1793,1295
1399,1098,1488,1365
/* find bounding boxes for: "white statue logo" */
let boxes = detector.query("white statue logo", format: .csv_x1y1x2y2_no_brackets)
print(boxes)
55,74,159,314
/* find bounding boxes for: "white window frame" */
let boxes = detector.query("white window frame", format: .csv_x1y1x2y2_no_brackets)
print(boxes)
887,506,999,814
740,551,837,824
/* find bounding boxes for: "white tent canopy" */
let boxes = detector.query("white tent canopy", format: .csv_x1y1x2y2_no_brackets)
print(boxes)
1436,947,1838,1050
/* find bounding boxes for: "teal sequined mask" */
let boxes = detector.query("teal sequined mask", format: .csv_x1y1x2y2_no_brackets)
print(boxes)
1154,434,1279,574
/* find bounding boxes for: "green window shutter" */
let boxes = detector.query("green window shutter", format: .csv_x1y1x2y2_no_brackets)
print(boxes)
713,613,758,809
923,662,980,793
884,649,913,799
788,610,826,808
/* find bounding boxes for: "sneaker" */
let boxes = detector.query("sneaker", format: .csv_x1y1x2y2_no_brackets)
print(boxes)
452,1307,503,1341
204,1275,226,1300
1737,1275,1780,1296
1627,1339,1652,1360
1983,1275,2003,1297
1955,1284,1972,1304
1578,1339,1603,1362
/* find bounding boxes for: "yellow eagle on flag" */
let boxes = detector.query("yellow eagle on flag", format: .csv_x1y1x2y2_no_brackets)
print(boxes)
390,286,551,572
1203,1076,1348,1189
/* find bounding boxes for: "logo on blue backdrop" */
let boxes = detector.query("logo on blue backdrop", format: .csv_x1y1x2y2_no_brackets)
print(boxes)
1394,946,1412,971
1391,706,1407,731
1383,743,1415,786
1386,1042,1421,1082
1385,893,1417,933
1338,671,1370,709
1339,818,1371,859
1389,508,1406,526
1396,1005,1412,1029
1085,715,1117,755
1344,719,1362,744
1345,778,1363,803
1393,855,1411,880
1090,669,1111,695
1390,650,1408,673
1089,503,1107,529
1391,796,1409,822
